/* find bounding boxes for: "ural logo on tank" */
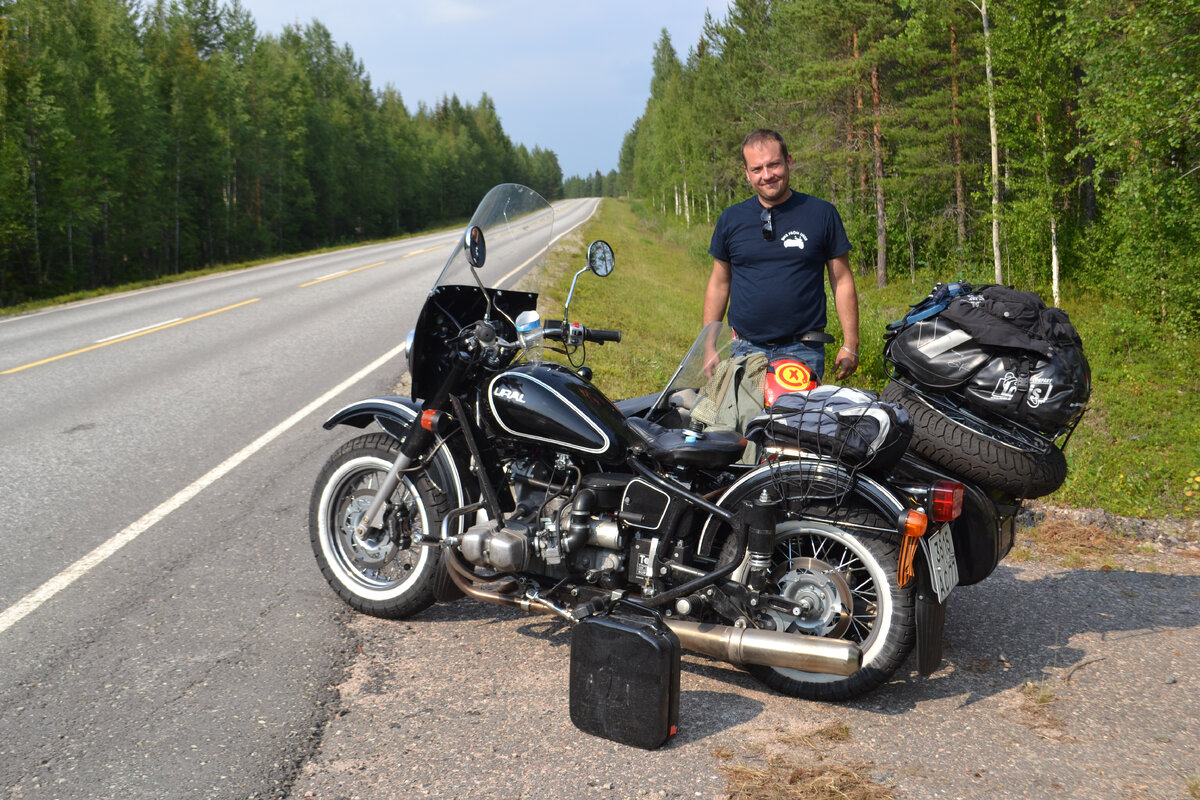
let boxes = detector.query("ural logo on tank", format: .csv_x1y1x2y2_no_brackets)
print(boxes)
493,385,525,404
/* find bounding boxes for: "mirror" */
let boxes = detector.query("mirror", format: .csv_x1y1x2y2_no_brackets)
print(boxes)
587,240,615,277
465,225,486,269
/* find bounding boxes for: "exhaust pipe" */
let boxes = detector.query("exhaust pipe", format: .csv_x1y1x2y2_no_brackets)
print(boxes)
445,551,861,676
665,619,862,677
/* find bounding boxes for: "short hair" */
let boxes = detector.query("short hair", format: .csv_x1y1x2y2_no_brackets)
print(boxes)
741,129,789,164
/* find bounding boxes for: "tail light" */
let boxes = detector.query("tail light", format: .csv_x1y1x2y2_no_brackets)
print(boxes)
929,481,965,522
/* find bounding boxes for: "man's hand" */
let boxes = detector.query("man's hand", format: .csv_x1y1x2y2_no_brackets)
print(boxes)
833,347,859,381
703,345,721,378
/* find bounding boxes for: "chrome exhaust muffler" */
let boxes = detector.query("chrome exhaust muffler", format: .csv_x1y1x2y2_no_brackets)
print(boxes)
445,551,862,676
665,619,862,677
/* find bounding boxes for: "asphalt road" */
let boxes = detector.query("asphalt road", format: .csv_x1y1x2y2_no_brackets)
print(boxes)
0,197,601,799
289,553,1200,800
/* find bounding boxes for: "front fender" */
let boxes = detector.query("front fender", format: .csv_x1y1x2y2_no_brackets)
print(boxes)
323,395,423,440
323,395,470,530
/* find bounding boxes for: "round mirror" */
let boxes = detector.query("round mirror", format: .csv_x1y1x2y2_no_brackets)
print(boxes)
587,240,615,277
465,226,486,269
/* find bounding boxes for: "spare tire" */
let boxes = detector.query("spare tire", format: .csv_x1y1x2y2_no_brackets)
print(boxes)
881,382,1067,498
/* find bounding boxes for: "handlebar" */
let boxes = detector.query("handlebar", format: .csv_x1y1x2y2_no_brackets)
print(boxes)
544,319,622,346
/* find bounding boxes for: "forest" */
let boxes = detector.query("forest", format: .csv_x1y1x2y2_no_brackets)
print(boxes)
0,0,565,306
622,0,1200,335
3,0,1198,332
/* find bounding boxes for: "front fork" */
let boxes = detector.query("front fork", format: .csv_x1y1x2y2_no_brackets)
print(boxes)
355,358,469,538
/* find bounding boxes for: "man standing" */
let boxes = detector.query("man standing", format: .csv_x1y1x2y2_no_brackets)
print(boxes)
704,129,859,381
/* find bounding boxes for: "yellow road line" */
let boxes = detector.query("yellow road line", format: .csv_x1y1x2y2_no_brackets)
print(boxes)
1,298,261,375
402,244,447,258
299,260,386,287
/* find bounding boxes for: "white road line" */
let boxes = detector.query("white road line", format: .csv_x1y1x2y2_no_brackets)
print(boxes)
95,318,183,343
0,340,409,636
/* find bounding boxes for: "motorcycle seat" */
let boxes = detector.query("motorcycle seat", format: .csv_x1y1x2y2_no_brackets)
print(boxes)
624,417,747,469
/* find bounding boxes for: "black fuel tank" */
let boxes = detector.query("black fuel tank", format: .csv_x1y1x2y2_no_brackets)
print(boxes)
487,364,630,463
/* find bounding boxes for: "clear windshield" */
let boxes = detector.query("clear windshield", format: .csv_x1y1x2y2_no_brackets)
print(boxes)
432,183,555,294
409,185,553,399
647,321,734,417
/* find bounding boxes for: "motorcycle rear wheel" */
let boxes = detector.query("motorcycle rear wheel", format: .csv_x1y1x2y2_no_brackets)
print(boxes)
722,507,914,700
310,432,447,618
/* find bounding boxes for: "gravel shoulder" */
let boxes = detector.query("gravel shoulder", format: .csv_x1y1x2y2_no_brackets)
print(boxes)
287,521,1200,800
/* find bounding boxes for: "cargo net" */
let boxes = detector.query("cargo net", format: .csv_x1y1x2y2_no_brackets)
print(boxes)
744,386,913,483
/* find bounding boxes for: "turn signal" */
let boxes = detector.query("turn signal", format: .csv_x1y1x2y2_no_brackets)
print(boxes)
897,510,928,589
420,409,449,435
900,509,928,539
929,481,965,522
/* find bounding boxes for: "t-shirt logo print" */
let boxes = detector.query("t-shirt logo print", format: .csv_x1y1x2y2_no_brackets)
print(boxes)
781,230,808,250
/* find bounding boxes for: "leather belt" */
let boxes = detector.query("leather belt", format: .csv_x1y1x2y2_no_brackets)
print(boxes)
753,330,835,347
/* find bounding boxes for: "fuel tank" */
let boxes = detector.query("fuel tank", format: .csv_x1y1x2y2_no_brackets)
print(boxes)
487,363,631,463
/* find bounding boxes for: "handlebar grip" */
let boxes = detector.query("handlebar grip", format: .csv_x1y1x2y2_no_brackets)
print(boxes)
587,328,622,343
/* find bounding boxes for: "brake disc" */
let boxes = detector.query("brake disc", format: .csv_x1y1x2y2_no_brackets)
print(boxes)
338,490,399,568
766,556,853,639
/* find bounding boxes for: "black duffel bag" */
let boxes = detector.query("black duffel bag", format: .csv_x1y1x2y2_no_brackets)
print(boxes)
885,284,1090,436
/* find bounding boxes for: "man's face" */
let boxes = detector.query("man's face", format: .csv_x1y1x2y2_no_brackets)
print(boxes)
742,140,792,205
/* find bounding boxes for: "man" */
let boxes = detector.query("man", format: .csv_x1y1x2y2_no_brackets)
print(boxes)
703,129,859,381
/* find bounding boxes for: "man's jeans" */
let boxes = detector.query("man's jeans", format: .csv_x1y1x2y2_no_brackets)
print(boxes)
729,337,826,380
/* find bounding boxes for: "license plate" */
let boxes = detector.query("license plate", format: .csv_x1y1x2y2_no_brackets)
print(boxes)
919,524,959,603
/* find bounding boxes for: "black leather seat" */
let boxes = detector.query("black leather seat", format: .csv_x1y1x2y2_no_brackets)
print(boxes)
624,417,747,469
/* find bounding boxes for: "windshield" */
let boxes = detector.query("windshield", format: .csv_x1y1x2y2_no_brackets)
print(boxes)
433,183,555,294
646,321,734,419
409,185,553,399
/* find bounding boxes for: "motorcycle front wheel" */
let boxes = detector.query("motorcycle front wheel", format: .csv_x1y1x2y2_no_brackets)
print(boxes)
309,432,447,618
722,506,915,700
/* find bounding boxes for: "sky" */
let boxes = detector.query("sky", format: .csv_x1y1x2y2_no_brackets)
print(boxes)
237,1,728,179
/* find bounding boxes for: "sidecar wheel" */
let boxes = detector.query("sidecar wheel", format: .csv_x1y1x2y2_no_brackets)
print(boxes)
310,433,448,619
721,507,914,700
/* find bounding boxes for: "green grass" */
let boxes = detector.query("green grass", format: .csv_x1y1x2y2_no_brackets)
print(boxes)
542,199,1200,523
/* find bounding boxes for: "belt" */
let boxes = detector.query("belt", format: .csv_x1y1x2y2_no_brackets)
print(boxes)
752,330,835,347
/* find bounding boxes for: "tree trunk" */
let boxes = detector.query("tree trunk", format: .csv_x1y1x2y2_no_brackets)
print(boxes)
950,24,967,249
974,0,1003,284
871,64,887,288
1037,114,1061,306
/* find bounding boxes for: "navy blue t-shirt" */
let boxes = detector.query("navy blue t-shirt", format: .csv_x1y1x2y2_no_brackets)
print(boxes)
709,192,852,344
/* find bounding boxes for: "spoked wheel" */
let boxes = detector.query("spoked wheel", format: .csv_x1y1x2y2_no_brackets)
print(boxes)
309,433,448,618
723,507,915,700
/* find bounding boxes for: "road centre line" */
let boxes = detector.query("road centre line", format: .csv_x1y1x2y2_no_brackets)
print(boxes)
95,318,183,343
299,260,386,287
0,338,410,636
0,299,261,375
402,244,447,258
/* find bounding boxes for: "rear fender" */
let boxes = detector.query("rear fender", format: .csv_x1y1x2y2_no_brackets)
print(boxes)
697,456,906,557
323,396,470,530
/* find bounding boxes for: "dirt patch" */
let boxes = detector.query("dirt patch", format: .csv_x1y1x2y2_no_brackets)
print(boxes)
715,722,894,800
1015,503,1200,574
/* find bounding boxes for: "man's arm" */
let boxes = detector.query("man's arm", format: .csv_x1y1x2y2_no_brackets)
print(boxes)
826,253,860,380
703,259,732,326
702,259,732,375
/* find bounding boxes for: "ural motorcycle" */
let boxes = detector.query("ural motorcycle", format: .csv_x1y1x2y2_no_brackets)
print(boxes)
309,183,1027,703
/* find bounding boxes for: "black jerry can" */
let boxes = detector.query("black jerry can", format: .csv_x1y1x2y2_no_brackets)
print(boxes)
569,603,680,749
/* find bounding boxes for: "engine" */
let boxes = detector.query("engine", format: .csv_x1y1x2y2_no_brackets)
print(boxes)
458,458,632,587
